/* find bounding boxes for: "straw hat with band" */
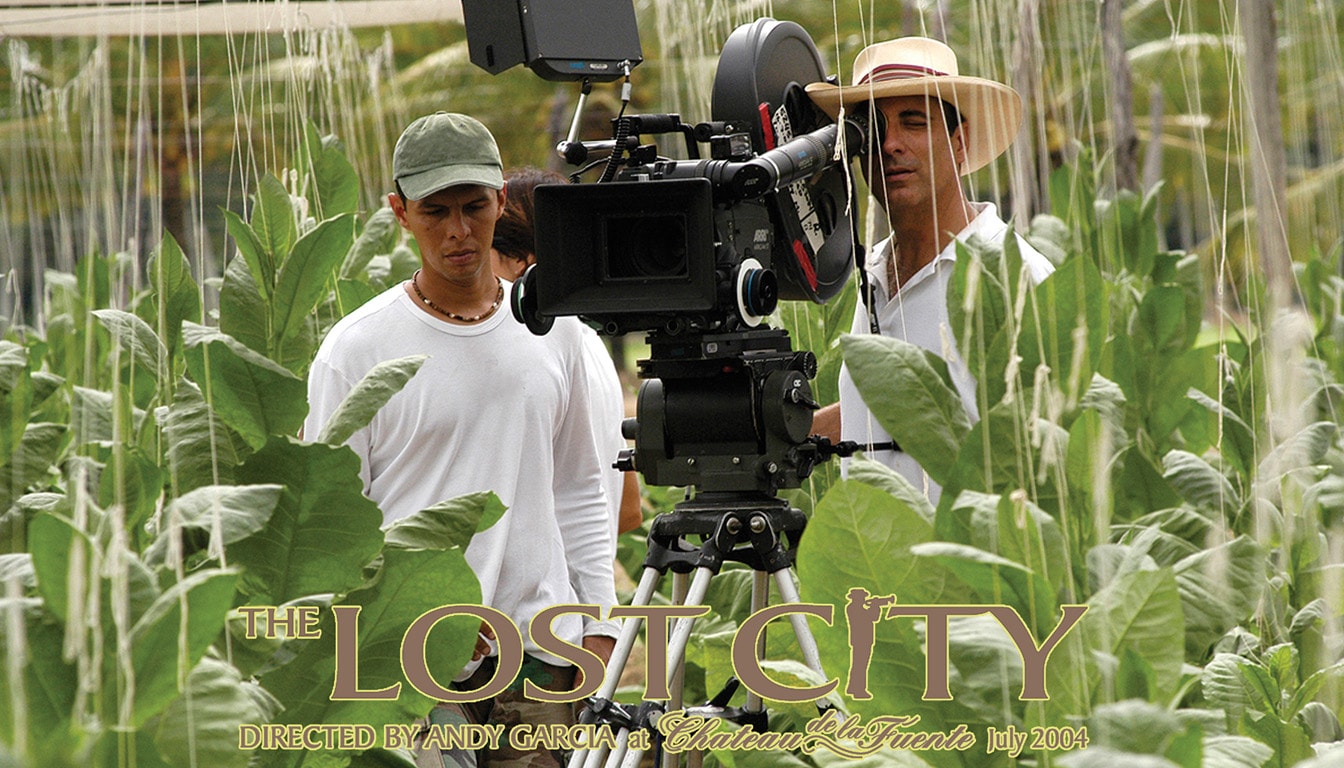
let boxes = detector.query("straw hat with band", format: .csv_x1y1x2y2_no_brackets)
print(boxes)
805,37,1022,175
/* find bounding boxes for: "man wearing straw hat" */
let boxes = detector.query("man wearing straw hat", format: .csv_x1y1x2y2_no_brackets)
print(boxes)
808,38,1055,504
305,112,617,767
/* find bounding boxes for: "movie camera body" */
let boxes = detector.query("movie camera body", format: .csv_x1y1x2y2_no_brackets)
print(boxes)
501,16,865,496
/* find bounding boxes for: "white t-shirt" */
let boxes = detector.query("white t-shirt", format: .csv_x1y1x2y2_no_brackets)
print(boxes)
578,327,630,540
838,202,1056,505
304,283,618,664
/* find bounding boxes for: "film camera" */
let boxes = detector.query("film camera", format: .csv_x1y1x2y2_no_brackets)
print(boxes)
465,2,866,496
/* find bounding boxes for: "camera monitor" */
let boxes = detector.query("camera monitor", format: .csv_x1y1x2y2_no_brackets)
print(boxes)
532,178,717,320
462,0,643,82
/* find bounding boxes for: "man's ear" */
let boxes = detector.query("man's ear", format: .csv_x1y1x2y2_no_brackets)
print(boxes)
951,125,968,171
494,187,508,220
388,192,409,227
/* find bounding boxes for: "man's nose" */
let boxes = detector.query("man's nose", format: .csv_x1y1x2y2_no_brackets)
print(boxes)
882,129,907,156
444,210,470,240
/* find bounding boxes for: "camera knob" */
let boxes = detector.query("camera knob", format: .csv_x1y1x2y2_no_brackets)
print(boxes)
734,258,777,326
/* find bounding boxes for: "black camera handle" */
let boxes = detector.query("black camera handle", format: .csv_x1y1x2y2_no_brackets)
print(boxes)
809,435,901,457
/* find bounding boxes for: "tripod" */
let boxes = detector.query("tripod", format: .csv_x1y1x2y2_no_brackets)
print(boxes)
570,491,832,768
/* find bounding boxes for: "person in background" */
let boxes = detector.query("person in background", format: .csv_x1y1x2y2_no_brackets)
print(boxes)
492,166,643,538
304,113,617,768
807,38,1055,505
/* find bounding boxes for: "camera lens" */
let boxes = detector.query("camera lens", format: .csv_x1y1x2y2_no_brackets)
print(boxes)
604,213,689,280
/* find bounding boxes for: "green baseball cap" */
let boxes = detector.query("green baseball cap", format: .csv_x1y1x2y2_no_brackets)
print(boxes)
393,112,504,200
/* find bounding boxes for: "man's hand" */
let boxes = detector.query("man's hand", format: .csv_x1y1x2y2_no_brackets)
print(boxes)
576,634,617,690
471,622,496,661
813,402,841,443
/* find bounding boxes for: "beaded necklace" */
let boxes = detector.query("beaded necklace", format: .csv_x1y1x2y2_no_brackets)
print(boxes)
410,270,502,323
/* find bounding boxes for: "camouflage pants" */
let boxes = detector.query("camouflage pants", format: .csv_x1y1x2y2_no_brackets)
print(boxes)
414,655,577,768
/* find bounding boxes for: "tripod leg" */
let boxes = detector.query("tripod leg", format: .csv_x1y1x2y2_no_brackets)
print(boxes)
663,566,715,690
601,729,630,768
742,571,770,715
618,741,645,768
596,567,662,702
569,567,663,768
668,571,690,714
591,566,714,768
772,569,827,681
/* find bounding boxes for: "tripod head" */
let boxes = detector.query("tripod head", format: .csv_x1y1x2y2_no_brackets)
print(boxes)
617,327,820,495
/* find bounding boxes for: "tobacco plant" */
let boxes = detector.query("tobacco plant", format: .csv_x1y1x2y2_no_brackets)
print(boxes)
1,131,1341,768
779,159,1344,767
0,126,487,768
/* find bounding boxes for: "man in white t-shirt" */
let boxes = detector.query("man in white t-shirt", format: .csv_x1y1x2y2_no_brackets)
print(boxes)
304,112,617,767
807,38,1056,504
490,166,643,541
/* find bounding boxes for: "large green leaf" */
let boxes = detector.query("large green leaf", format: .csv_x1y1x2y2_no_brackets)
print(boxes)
231,438,384,603
1017,253,1108,408
93,308,168,382
1259,421,1337,478
946,237,1014,406
1097,188,1164,279
163,379,241,493
301,124,361,219
257,548,480,738
1057,749,1179,768
1200,735,1275,768
1184,388,1255,474
1086,699,1184,755
0,492,61,555
317,355,428,446
69,386,115,444
383,491,506,551
0,342,33,461
1135,288,1192,361
942,613,1027,726
144,484,285,565
143,230,202,356
26,512,88,622
0,597,78,751
252,173,296,279
342,206,400,280
801,480,937,601
224,207,274,302
840,334,971,485
0,553,34,589
1083,568,1185,701
97,444,165,539
1239,711,1314,768
797,482,997,767
129,568,239,726
1173,537,1265,657
1065,409,1127,549
154,656,279,768
0,422,65,509
846,455,936,523
1202,653,1278,722
335,278,378,320
941,401,1067,523
967,492,1069,596
1114,509,1212,566
908,542,1057,634
271,213,356,343
1161,450,1241,520
219,254,271,357
183,323,308,450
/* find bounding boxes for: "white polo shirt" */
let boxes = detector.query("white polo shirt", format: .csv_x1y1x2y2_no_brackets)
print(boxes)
837,202,1055,505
